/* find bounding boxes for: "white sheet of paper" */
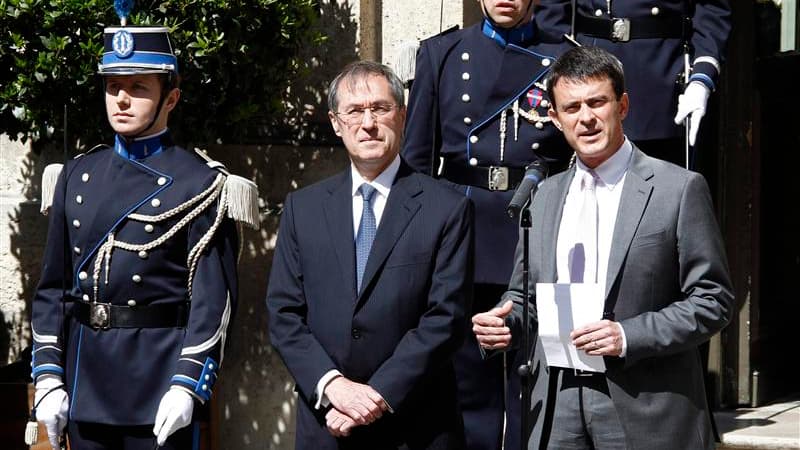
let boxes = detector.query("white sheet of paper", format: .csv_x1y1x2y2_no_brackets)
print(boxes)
536,283,606,372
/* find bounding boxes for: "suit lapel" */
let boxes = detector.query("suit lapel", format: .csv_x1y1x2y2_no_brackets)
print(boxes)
604,149,654,299
322,171,358,300
356,162,422,305
540,167,574,281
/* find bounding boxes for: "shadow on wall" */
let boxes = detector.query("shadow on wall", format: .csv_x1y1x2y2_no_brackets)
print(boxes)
8,141,59,365
7,1,358,449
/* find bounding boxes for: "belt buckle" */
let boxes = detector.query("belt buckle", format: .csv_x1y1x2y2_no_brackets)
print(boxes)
89,303,111,330
573,369,596,377
611,18,631,42
488,166,509,191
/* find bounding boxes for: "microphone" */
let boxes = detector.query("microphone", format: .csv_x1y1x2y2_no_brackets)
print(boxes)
507,160,548,218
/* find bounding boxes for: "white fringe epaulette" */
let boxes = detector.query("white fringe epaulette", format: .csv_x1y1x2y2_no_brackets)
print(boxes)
194,148,260,229
395,40,419,86
40,163,63,215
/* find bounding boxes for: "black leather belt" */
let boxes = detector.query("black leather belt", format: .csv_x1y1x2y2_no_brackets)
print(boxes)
73,301,189,330
441,158,525,191
576,13,691,42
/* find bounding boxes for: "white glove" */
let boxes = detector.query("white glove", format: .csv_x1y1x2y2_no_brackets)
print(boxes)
34,376,69,449
673,81,711,146
153,388,195,446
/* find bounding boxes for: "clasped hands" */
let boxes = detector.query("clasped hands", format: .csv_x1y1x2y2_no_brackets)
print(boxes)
324,376,389,438
472,300,623,356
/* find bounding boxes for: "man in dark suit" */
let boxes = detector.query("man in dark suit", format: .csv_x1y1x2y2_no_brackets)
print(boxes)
535,0,731,167
402,1,573,447
267,61,474,449
473,46,733,449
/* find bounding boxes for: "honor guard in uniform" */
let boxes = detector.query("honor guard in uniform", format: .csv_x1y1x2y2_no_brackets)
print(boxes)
402,1,573,448
535,0,731,166
28,18,259,450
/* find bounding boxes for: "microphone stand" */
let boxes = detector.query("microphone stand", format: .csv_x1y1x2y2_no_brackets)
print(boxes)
517,191,533,450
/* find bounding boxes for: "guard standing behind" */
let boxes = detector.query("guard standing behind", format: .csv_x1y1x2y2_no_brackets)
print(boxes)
535,0,731,166
403,1,573,448
29,22,258,450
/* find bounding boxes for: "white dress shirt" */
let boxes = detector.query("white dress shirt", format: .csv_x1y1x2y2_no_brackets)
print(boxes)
555,138,633,355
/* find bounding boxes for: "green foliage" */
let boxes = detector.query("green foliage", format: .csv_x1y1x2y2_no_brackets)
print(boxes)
0,0,320,146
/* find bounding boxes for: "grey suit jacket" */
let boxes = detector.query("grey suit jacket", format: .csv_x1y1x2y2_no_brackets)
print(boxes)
502,147,734,450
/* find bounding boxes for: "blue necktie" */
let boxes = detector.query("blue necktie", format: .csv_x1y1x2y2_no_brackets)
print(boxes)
356,184,377,291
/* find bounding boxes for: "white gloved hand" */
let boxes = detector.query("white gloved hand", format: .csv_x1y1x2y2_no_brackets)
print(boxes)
153,388,195,446
34,376,69,449
673,81,711,146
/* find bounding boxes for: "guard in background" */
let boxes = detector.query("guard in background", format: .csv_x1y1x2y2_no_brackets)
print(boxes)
28,21,259,450
535,0,731,167
402,1,573,448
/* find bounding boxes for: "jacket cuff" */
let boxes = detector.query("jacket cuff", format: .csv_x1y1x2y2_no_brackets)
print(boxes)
170,356,219,403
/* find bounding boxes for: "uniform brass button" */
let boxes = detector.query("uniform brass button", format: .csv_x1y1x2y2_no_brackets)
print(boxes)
463,117,472,125
72,219,81,228
127,299,137,306
82,294,90,301
462,72,470,81
76,195,83,204
594,9,603,16
461,94,471,102
138,250,148,259
542,58,551,67
201,384,208,391
81,173,90,182
78,271,88,280
541,100,550,108
461,52,470,61
469,135,479,144
132,274,142,283
651,6,660,15
205,374,211,381
532,142,541,150
73,246,81,255
208,363,214,370
151,198,161,208
535,122,544,129
144,224,154,233
469,158,478,166
157,177,167,186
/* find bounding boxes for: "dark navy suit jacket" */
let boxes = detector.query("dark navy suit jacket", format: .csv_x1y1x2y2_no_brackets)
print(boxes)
267,160,474,449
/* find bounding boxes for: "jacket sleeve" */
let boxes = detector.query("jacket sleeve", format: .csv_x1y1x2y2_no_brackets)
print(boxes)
265,192,340,405
169,189,240,403
621,173,734,367
31,166,69,381
368,196,474,410
533,0,573,43
402,39,438,174
688,0,732,91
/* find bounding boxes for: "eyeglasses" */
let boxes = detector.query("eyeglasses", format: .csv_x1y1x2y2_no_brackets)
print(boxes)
334,103,398,125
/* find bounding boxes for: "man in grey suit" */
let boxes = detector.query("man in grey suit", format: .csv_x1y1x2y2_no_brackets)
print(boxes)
472,46,734,449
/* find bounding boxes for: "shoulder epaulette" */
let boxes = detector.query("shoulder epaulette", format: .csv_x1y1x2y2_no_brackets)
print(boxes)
422,24,460,44
40,163,63,215
73,143,111,159
194,147,260,230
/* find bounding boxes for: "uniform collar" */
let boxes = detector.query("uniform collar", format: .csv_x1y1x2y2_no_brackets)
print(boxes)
481,19,535,47
114,129,170,160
